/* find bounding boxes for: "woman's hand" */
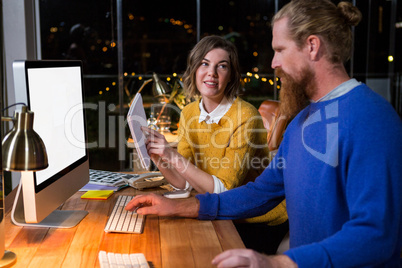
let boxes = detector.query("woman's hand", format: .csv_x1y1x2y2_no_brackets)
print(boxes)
142,127,177,164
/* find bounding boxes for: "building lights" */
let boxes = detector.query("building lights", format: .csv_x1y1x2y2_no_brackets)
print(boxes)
98,72,279,99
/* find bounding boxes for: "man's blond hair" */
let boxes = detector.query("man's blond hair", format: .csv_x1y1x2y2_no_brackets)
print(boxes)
272,0,362,64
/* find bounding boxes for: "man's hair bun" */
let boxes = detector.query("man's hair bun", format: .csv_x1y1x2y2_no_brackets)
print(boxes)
338,1,362,27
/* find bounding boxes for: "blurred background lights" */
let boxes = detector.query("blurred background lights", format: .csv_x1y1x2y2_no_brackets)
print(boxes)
388,55,394,62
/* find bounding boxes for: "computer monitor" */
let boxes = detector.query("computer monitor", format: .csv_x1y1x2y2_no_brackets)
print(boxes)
10,60,89,228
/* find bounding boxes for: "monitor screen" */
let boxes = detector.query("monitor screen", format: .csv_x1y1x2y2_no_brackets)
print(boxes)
11,60,89,227
27,65,86,190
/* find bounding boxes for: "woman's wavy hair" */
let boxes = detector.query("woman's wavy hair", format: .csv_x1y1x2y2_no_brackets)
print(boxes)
182,35,241,99
272,0,362,64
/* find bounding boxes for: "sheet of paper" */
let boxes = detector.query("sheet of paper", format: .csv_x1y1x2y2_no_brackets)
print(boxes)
79,183,124,192
127,93,150,169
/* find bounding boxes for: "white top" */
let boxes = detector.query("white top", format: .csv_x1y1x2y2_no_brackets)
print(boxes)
314,78,361,102
199,96,234,124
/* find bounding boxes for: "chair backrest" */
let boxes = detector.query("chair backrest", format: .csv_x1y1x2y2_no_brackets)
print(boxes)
258,100,288,151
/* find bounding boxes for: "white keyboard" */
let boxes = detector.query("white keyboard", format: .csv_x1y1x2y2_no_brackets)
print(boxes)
98,251,149,268
105,195,145,234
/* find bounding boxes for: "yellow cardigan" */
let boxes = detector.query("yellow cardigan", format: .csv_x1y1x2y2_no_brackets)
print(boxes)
177,97,287,225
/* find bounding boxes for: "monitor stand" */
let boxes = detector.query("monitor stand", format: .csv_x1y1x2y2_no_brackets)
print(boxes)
10,183,88,228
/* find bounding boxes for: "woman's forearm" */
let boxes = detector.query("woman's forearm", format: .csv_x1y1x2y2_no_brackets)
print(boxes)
169,154,215,194
156,151,215,193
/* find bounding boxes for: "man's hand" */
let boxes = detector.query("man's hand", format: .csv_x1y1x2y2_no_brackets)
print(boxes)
212,249,297,268
125,193,200,218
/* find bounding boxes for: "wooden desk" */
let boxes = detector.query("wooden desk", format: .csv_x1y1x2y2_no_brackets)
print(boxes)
4,186,245,268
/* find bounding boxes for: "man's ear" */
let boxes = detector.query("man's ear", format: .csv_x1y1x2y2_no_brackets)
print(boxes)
307,35,321,61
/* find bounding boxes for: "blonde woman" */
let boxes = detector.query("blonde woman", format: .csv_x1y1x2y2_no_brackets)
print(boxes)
142,35,288,253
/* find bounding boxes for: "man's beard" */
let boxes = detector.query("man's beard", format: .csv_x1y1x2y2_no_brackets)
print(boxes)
276,67,316,118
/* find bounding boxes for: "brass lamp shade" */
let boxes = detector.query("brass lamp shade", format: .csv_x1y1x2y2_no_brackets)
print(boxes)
2,107,48,171
152,72,171,102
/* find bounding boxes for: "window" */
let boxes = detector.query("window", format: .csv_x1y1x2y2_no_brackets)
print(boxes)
36,0,402,170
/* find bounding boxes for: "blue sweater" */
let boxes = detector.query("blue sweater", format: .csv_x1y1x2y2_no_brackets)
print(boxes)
196,84,402,267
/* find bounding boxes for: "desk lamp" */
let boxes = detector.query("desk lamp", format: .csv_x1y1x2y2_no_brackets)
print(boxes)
135,72,171,100
134,73,171,132
0,105,48,267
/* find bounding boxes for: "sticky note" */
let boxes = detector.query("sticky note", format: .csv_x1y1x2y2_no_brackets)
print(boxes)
81,190,114,200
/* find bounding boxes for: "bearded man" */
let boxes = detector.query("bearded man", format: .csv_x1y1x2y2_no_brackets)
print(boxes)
125,1,402,267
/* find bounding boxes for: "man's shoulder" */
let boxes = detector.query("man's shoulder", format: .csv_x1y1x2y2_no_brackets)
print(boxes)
288,84,401,132
341,84,399,122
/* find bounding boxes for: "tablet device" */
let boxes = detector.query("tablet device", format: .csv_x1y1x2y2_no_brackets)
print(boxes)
127,93,151,169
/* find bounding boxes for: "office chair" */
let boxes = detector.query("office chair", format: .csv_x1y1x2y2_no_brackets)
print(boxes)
258,99,290,253
258,100,288,152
